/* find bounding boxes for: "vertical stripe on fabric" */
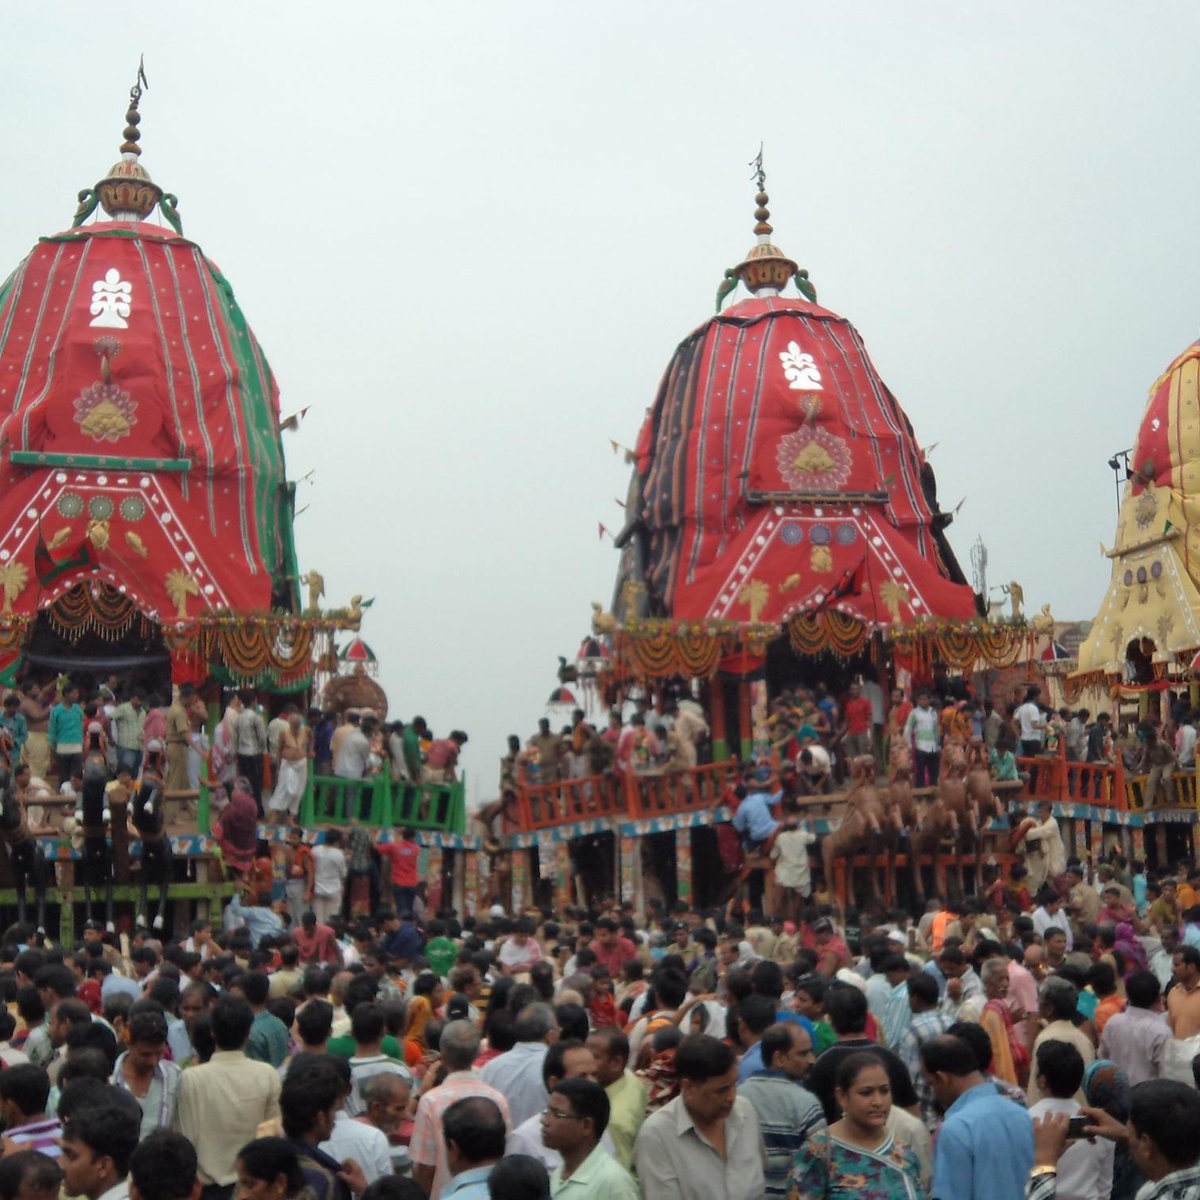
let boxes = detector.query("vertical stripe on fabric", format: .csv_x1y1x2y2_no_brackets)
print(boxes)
163,248,218,528
134,239,202,517
192,249,256,573
738,316,772,500
685,323,730,585
0,258,34,402
714,323,748,563
17,243,92,445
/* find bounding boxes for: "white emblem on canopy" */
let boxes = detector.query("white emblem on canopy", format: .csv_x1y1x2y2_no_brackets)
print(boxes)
779,340,823,390
89,269,132,329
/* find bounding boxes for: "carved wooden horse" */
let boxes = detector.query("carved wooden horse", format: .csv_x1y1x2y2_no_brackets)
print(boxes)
964,737,1002,892
822,754,887,908
886,737,921,902
133,746,171,930
915,738,969,897
0,738,47,929
79,733,114,930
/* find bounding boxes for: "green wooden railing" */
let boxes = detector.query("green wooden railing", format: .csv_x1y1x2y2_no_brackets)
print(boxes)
197,772,466,835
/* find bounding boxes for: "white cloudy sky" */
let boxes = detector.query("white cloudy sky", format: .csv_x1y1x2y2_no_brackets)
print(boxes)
2,3,1198,801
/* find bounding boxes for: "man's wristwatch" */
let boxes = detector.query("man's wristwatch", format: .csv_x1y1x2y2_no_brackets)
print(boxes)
1030,1166,1059,1179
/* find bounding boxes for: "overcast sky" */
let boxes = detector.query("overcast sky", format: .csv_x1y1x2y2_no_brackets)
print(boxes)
3,3,1198,801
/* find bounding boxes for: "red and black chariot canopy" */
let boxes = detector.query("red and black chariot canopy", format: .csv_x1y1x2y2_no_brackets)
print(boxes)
614,176,977,636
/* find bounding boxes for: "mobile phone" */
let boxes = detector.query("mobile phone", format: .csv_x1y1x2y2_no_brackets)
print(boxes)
1066,1115,1089,1139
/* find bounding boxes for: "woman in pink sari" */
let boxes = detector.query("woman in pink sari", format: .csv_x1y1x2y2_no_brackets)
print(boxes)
213,776,258,876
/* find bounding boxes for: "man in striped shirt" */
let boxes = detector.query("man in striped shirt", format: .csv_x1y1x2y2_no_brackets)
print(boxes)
0,1063,61,1156
411,1022,511,1200
738,1023,825,1199
110,1005,181,1140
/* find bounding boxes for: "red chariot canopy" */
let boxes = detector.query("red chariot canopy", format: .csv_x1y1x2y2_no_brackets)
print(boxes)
0,220,291,624
621,295,977,630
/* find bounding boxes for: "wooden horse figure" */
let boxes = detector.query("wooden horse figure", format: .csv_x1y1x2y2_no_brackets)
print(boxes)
133,745,171,930
0,738,47,929
914,739,969,898
964,736,1003,892
886,737,921,902
79,727,114,931
822,754,887,908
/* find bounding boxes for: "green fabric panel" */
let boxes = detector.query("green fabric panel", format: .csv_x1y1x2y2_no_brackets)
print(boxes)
204,262,290,585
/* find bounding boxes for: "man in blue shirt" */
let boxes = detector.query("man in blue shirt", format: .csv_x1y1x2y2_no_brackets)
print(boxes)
923,1033,1032,1200
381,909,423,967
441,1095,505,1200
732,768,782,912
732,770,782,849
47,684,84,786
226,888,284,949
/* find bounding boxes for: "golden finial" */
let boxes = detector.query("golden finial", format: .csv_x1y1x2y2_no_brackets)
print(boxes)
74,58,169,227
716,146,816,310
119,56,150,158
751,143,772,238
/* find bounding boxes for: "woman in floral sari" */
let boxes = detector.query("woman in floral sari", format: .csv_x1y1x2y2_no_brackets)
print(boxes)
978,957,1029,1086
789,1051,925,1200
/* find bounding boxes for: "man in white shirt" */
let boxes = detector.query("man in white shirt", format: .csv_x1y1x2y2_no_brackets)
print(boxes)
904,692,941,788
320,1056,393,1185
497,919,543,975
1177,712,1198,769
333,717,373,822
1028,1040,1113,1200
1015,686,1045,757
771,820,817,920
1032,892,1074,950
795,735,832,795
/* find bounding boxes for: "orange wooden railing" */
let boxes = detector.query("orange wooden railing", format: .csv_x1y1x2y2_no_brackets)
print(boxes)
510,761,741,832
516,774,626,831
631,761,740,818
507,744,1143,835
1015,742,1128,810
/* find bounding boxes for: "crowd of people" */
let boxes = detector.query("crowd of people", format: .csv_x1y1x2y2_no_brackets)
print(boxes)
10,677,1200,1200
498,681,1134,799
0,678,468,831
0,842,1191,1200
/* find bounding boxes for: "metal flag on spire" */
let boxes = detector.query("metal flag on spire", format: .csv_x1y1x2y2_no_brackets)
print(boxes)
716,145,816,309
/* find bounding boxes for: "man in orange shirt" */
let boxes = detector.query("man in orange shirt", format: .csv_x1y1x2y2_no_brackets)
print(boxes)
1091,961,1124,1037
377,828,421,914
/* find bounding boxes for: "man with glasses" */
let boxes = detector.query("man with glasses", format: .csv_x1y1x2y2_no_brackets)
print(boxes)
541,1078,638,1200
